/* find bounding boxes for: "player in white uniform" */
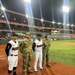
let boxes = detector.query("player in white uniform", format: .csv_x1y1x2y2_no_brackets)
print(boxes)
5,33,18,75
32,34,44,72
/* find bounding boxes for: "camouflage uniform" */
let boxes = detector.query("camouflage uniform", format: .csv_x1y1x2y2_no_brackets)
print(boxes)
19,32,33,75
42,39,51,68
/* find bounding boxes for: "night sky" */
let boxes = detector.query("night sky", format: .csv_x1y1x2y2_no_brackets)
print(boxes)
1,0,75,25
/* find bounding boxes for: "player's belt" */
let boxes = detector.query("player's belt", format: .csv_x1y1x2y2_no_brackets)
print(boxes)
36,50,42,52
12,47,18,50
37,45,42,47
10,54,18,56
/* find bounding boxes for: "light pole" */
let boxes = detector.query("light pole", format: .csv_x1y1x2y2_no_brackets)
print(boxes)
52,21,55,24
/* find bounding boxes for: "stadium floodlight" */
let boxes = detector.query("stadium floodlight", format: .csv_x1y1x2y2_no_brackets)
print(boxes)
52,21,55,24
14,18,16,20
1,6,5,11
67,24,69,26
41,18,44,22
62,6,69,13
54,30,58,33
24,0,31,3
1,15,4,18
26,14,29,18
58,22,61,25
24,20,25,22
71,24,73,27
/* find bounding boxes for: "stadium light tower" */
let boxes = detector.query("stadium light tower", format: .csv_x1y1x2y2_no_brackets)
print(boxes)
62,6,69,13
23,0,31,3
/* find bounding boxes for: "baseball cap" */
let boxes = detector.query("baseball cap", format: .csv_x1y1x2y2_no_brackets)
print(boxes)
37,34,42,37
11,32,18,36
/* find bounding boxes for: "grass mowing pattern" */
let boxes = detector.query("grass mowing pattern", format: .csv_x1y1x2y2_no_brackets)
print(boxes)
50,40,75,66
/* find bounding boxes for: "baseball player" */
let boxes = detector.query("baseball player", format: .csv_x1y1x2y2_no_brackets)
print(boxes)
32,34,44,72
5,33,18,75
42,35,51,69
19,32,33,75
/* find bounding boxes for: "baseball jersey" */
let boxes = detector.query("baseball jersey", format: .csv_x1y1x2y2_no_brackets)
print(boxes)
33,39,43,52
5,40,18,56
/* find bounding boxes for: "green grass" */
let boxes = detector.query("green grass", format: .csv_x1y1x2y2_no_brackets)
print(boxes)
50,40,75,66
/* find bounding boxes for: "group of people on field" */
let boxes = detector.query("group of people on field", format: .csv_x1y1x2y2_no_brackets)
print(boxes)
5,32,51,75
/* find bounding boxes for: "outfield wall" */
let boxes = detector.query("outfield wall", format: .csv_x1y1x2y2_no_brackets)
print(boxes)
0,39,9,44
50,33,75,40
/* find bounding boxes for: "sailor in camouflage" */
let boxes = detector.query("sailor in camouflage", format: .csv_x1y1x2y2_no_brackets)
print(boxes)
19,32,33,75
42,35,51,69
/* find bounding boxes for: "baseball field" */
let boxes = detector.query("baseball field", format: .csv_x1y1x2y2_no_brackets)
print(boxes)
50,40,75,66
0,40,75,75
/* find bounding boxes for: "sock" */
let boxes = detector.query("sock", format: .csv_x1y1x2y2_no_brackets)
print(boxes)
8,70,12,75
13,67,17,75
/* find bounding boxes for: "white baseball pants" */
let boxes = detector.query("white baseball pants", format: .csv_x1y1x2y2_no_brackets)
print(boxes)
34,51,43,71
8,56,18,71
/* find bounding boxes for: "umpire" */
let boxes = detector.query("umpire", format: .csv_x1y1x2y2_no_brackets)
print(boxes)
5,33,18,75
19,32,33,75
